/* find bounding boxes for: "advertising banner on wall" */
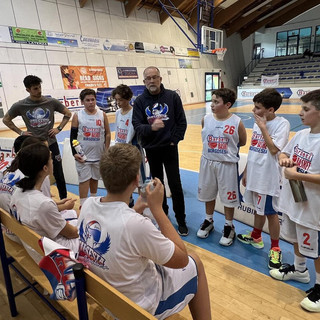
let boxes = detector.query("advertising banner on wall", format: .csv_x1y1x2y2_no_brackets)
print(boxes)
46,31,78,47
237,86,319,100
261,74,279,87
187,48,200,57
78,35,103,50
103,39,129,51
96,85,145,113
143,43,161,54
116,67,138,79
178,59,193,69
9,27,48,45
60,66,108,89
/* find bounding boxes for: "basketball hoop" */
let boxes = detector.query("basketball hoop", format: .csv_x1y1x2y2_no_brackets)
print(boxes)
212,48,227,61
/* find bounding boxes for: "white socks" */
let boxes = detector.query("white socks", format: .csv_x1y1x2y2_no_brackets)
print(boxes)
206,214,213,222
294,255,307,272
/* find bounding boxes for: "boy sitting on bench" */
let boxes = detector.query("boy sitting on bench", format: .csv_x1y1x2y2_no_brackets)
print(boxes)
77,143,211,319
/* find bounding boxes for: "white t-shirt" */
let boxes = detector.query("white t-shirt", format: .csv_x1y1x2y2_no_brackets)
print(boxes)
77,108,105,161
10,188,79,262
246,116,290,196
10,188,67,238
115,108,135,144
201,113,241,163
277,129,320,230
77,198,175,315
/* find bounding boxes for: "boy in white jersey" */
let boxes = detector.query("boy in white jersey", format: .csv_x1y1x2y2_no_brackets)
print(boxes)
112,84,136,207
112,84,135,144
237,88,290,269
70,89,111,206
77,144,211,319
197,88,247,246
269,89,320,312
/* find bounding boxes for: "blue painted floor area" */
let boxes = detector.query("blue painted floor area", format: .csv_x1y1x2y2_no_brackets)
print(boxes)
66,167,316,293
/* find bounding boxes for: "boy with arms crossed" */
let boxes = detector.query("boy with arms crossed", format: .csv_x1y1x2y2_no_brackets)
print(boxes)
77,144,211,320
197,89,247,246
70,89,111,207
270,90,320,312
237,88,290,269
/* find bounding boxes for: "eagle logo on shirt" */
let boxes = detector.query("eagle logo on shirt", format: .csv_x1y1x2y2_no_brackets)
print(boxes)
145,103,169,124
78,220,111,270
26,107,51,128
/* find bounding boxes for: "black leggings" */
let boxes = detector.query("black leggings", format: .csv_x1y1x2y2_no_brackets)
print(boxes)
146,145,186,225
49,142,67,200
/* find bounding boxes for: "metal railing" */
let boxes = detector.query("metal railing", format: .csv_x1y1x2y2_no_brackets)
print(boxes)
238,48,264,86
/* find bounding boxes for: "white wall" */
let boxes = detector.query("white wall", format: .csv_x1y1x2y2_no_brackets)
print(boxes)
0,0,245,127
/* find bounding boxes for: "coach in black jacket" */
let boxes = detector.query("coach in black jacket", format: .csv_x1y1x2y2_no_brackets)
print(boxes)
132,66,188,236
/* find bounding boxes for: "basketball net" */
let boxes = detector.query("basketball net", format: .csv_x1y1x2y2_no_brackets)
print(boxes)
212,48,227,61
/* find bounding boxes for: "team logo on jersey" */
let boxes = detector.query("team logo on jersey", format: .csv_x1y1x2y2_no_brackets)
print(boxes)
249,131,267,154
82,126,101,141
116,127,128,143
26,108,51,127
78,220,111,269
207,135,229,154
292,144,313,173
0,172,21,195
145,103,169,124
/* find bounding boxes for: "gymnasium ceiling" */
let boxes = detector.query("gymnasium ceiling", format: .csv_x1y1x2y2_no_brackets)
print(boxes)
82,0,320,40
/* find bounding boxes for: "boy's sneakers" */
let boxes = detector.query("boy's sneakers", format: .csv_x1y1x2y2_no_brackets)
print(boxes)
178,223,189,236
268,247,282,269
269,264,310,283
197,220,214,238
300,284,320,312
219,225,235,246
237,232,264,249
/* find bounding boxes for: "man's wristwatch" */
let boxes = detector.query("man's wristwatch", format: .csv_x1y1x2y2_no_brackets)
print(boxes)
57,126,63,131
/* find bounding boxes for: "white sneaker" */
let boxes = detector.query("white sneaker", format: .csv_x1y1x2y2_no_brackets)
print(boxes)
197,219,214,238
269,264,310,283
300,284,320,312
219,225,235,246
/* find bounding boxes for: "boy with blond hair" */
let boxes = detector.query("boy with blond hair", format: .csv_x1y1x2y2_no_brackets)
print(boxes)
197,88,247,246
270,89,320,312
237,88,290,269
77,144,211,319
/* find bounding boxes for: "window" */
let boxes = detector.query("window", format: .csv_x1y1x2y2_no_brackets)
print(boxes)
276,27,311,56
315,26,320,52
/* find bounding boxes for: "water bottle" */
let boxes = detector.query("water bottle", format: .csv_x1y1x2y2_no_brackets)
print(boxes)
72,140,87,161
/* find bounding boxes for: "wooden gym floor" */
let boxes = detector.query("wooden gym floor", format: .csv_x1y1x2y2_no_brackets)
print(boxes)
1,99,317,319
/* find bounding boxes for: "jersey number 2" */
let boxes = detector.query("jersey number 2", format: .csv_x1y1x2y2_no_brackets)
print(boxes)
303,233,311,246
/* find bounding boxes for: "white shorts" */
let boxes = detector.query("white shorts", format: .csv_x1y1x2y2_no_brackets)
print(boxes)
281,213,320,259
75,161,100,183
198,156,240,207
243,190,278,216
154,256,198,320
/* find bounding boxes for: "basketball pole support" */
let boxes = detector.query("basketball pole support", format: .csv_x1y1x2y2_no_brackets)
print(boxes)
157,0,215,52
